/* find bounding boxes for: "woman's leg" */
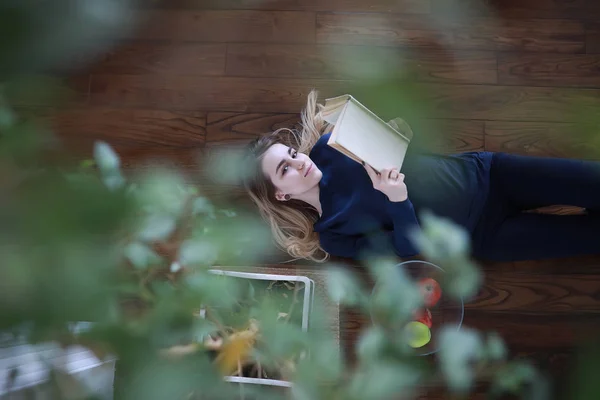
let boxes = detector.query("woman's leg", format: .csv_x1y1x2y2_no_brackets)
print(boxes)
482,213,600,262
491,153,600,211
477,153,600,261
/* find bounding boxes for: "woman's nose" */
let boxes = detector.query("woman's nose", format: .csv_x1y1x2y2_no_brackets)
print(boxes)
292,159,305,170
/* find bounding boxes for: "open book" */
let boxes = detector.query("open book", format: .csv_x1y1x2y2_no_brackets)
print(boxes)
321,94,413,173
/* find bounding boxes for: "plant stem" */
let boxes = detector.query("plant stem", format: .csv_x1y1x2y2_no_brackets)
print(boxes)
284,282,301,323
204,307,229,338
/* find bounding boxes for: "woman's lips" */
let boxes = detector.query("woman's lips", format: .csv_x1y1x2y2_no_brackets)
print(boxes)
304,164,312,177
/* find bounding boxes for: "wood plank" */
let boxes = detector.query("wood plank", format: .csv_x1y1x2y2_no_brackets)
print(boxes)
89,75,347,112
498,53,600,88
484,121,600,159
510,255,600,275
459,18,585,53
90,75,600,121
147,0,430,13
466,272,600,315
116,147,205,172
87,43,226,76
130,10,316,43
586,21,600,53
419,84,600,122
410,49,497,84
464,313,600,350
316,13,585,53
226,44,497,84
206,112,301,145
48,107,206,149
432,0,600,20
19,106,207,182
316,13,447,48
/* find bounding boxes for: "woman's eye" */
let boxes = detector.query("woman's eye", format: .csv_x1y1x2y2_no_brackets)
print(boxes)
282,165,289,175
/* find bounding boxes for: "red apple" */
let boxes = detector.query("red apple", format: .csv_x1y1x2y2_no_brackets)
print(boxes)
418,278,442,307
413,308,432,328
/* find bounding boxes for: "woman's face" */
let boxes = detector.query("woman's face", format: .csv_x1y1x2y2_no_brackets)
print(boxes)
261,143,322,201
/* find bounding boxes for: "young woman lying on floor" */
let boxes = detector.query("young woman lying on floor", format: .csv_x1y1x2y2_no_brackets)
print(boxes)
242,90,600,263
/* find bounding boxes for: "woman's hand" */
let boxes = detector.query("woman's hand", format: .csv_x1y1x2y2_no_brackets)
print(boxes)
363,163,408,202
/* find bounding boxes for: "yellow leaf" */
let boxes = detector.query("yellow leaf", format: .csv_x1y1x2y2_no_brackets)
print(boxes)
216,323,259,375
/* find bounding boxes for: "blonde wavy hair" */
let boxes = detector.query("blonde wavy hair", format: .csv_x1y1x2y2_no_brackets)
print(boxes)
242,89,332,262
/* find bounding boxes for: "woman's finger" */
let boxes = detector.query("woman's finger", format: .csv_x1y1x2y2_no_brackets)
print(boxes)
363,162,380,185
382,168,397,182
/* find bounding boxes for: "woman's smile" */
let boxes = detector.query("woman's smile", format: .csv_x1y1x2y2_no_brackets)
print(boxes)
304,163,313,177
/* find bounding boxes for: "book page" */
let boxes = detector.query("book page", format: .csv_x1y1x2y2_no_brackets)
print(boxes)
333,100,409,172
323,103,347,126
322,95,350,125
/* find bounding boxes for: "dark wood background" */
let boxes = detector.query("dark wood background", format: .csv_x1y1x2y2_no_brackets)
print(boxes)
25,0,600,398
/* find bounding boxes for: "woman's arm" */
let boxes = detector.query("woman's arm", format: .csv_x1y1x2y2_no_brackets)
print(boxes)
319,199,421,259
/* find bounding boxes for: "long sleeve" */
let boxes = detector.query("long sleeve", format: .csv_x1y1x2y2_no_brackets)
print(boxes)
386,197,421,255
319,198,421,259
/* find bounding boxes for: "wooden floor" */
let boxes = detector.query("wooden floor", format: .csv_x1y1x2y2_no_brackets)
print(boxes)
30,0,600,398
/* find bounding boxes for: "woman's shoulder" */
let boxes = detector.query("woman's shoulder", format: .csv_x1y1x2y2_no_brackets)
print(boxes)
309,132,362,175
309,132,332,155
308,131,341,165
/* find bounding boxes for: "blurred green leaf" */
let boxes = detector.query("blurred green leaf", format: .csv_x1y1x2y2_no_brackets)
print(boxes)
568,341,600,400
137,214,176,242
260,316,308,360
79,159,96,169
102,171,126,191
410,211,483,300
170,261,182,273
410,210,471,261
93,141,120,172
349,76,433,123
485,332,507,362
180,239,218,267
235,385,288,400
124,242,162,270
185,272,242,309
192,196,214,216
2,75,74,106
369,259,423,327
191,318,218,343
356,325,386,363
0,117,53,161
489,361,550,400
133,170,188,216
205,146,252,186
121,354,231,400
94,141,125,190
438,326,484,393
0,105,15,128
447,260,483,300
0,0,137,79
199,212,273,265
348,361,421,400
326,267,366,306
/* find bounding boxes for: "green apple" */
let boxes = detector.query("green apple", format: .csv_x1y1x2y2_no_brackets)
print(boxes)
404,321,431,348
